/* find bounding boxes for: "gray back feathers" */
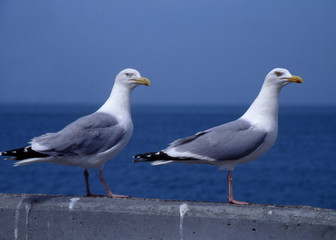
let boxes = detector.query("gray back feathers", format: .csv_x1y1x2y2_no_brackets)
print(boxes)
32,112,126,156
167,119,267,161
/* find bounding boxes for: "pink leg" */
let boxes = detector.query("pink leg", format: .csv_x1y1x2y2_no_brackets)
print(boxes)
84,169,104,197
227,170,249,205
98,169,129,198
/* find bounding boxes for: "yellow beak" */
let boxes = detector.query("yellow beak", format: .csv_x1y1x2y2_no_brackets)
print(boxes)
281,75,303,83
135,77,151,86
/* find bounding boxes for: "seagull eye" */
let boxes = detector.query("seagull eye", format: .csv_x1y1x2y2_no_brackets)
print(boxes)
274,71,283,77
125,73,131,77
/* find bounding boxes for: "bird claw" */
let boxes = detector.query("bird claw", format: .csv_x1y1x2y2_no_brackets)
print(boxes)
86,193,105,198
106,192,130,198
228,198,249,205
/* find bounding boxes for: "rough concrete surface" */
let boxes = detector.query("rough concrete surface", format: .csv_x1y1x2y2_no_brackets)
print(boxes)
0,193,335,240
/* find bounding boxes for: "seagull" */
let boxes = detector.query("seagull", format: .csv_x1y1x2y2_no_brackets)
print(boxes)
1,68,150,198
134,68,302,205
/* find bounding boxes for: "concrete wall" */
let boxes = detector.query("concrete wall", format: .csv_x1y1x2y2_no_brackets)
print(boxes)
0,193,335,240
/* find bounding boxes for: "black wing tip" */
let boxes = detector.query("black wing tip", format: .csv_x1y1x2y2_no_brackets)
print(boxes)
133,151,190,163
133,153,144,162
1,147,49,160
133,152,157,162
133,151,170,162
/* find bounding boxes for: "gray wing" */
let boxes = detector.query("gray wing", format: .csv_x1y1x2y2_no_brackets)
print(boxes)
167,119,267,161
31,112,126,156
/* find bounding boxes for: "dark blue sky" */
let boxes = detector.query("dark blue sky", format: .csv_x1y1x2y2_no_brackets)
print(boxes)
1,0,335,106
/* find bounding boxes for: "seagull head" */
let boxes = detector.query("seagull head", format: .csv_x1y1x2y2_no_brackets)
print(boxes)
265,68,303,88
115,68,151,89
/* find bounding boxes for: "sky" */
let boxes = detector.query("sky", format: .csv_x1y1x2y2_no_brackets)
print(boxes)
0,0,335,106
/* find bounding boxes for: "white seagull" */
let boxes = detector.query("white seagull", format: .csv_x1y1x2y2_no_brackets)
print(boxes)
134,68,302,205
1,68,150,198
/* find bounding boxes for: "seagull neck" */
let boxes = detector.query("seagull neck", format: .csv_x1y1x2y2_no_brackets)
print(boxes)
97,84,132,119
241,82,281,127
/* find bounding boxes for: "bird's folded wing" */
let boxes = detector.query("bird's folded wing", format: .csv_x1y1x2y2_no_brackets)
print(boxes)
166,119,267,161
31,112,126,156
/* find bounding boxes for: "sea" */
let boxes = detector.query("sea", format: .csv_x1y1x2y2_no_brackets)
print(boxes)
0,104,335,209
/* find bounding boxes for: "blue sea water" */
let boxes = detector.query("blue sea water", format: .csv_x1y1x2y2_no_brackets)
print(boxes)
0,104,335,209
